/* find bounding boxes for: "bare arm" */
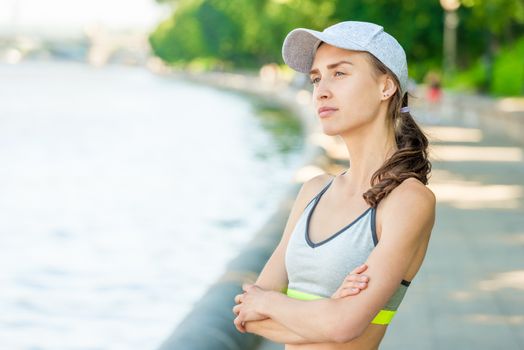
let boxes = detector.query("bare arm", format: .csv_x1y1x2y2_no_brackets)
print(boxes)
244,319,313,344
244,263,368,343
244,244,313,344
240,180,436,343
239,175,333,344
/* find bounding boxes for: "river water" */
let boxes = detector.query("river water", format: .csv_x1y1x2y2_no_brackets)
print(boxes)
0,62,305,349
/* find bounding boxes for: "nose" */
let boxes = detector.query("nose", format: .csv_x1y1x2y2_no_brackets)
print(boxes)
314,79,332,101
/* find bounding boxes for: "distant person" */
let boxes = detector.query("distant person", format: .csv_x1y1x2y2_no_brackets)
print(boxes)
424,71,442,123
425,71,442,104
233,21,436,349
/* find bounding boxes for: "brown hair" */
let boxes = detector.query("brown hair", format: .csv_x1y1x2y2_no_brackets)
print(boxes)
362,53,432,208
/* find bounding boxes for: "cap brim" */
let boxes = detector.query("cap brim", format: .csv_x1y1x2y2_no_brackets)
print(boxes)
282,28,365,73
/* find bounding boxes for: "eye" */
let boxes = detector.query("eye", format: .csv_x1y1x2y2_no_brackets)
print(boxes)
309,77,320,85
334,71,345,77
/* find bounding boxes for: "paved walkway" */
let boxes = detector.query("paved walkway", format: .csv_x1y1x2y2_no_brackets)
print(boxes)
257,92,524,349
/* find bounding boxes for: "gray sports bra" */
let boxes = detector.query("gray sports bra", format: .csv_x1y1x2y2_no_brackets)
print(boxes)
284,173,410,325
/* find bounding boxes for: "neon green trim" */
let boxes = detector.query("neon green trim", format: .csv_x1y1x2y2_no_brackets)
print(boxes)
286,288,396,325
371,310,396,325
286,288,324,300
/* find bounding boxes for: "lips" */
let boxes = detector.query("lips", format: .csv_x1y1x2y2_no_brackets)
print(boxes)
317,106,338,118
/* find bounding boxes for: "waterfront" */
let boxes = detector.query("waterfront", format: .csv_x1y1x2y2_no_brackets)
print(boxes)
0,62,305,349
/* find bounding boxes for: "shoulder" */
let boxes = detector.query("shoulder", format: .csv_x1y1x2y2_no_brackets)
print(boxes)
296,173,334,207
301,172,335,192
385,177,436,209
379,178,436,238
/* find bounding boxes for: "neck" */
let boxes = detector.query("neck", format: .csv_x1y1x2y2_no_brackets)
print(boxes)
339,110,397,193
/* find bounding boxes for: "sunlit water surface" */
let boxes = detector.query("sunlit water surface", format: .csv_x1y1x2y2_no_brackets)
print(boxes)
0,62,305,349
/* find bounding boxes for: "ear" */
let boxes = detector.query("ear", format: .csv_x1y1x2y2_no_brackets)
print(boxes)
380,75,398,101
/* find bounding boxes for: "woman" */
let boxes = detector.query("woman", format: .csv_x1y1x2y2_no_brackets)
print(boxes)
233,21,436,349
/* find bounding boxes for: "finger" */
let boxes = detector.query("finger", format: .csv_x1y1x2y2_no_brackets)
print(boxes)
234,316,243,332
358,274,369,282
345,273,370,284
350,264,368,275
340,287,360,297
234,316,246,333
345,274,358,282
346,281,368,290
232,304,241,316
357,281,368,289
233,317,241,332
234,293,244,304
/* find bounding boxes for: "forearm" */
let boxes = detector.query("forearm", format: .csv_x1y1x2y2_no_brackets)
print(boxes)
245,318,316,344
260,291,361,343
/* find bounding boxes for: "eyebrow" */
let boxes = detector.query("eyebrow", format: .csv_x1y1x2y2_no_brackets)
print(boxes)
309,60,354,75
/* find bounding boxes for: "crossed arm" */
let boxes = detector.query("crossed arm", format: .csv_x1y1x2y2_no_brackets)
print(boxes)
241,263,369,344
233,179,435,344
245,318,316,344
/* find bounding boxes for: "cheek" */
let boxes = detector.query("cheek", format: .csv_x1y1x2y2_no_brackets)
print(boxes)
341,77,380,110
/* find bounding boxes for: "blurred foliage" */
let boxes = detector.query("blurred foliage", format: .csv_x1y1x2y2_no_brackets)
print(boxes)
446,37,524,96
150,0,524,96
445,58,487,91
491,37,524,96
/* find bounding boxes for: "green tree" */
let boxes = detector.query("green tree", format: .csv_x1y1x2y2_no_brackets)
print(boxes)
149,0,524,94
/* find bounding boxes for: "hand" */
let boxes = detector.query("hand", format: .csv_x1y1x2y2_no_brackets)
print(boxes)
232,283,270,333
331,264,370,299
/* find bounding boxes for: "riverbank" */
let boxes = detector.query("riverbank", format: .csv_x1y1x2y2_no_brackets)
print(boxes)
0,61,313,350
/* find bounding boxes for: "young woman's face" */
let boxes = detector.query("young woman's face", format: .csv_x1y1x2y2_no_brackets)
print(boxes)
309,43,385,135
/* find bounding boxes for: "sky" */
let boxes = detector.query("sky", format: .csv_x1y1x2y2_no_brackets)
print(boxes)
0,0,168,34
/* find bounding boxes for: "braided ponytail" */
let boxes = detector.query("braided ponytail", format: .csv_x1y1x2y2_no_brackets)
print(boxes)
362,54,432,208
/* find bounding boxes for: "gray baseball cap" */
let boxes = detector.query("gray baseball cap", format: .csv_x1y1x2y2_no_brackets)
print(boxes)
282,21,408,95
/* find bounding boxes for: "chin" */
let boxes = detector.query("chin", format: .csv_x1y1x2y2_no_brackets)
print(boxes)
320,124,342,137
321,118,368,137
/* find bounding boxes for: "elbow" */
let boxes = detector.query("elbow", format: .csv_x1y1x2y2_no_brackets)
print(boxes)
329,321,366,343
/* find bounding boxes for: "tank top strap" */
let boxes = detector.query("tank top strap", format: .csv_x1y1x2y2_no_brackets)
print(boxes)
318,177,335,196
304,177,333,208
304,169,348,209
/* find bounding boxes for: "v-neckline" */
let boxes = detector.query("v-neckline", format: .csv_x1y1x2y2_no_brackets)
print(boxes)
305,178,373,248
